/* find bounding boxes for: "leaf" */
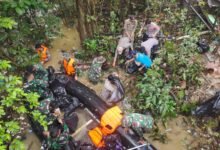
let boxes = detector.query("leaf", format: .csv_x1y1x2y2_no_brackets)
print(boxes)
16,106,27,113
0,145,7,150
9,139,25,150
177,90,185,100
0,17,16,29
5,121,20,134
0,107,6,117
15,7,24,15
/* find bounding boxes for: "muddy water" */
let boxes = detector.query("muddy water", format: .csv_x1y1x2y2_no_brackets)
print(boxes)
23,132,41,150
146,116,198,150
44,23,81,70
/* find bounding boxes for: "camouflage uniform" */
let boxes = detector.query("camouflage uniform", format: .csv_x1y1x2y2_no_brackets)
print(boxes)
88,56,106,83
33,63,49,82
23,78,51,99
121,113,154,137
38,98,56,125
47,124,73,150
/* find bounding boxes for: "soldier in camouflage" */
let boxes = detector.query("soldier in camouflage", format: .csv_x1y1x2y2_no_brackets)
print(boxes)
26,63,48,82
88,56,106,84
38,98,57,125
46,123,72,150
24,76,50,99
121,113,154,137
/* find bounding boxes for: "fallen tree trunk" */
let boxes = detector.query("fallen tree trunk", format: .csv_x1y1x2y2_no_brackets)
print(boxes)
66,79,156,149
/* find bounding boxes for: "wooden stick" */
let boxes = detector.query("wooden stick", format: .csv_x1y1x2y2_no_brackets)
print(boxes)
71,119,93,137
127,144,147,150
176,31,211,41
112,49,118,67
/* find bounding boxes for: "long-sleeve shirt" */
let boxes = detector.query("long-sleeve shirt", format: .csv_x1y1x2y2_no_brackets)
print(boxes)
145,22,160,37
121,113,154,137
141,38,159,56
123,19,137,40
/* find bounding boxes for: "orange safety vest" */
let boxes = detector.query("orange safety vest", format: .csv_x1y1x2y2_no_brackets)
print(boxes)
63,58,76,75
88,106,123,148
37,45,48,62
100,106,123,135
88,127,105,148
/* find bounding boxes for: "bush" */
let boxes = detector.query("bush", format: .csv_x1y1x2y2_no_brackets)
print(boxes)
0,60,47,149
134,69,176,120
80,35,116,59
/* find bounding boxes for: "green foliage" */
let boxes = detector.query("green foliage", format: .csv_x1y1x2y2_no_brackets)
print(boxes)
110,11,120,35
0,17,16,29
81,35,116,59
161,36,202,86
135,69,176,120
0,60,47,149
9,139,25,150
0,0,60,68
2,0,47,16
180,102,197,115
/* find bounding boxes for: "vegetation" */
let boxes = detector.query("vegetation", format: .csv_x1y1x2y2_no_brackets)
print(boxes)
77,35,116,59
0,0,219,149
135,68,176,120
0,60,47,149
0,0,60,68
0,1,57,148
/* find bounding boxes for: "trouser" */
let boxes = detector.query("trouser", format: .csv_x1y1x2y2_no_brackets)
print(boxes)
142,33,149,42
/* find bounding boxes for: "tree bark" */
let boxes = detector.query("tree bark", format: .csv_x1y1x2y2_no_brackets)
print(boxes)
76,0,96,41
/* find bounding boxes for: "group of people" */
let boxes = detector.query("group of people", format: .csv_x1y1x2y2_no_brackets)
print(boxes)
24,15,159,149
113,15,160,73
23,63,81,149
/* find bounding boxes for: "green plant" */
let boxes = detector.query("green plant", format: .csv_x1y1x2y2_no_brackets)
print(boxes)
0,0,60,68
0,60,47,149
82,35,116,58
135,69,176,120
161,38,202,86
0,17,16,29
110,11,119,35
180,102,197,115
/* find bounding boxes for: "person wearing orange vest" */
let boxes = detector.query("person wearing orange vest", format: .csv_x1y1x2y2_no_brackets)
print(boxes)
35,43,51,64
62,56,77,80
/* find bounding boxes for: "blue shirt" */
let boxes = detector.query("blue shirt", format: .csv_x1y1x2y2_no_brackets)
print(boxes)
135,53,152,68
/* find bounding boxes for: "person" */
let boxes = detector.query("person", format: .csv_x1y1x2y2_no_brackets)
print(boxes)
121,113,154,137
23,71,51,100
49,102,79,134
100,73,125,106
35,43,51,64
98,134,124,150
123,15,138,45
88,56,106,84
44,120,77,150
112,36,132,67
138,19,160,41
26,63,49,82
125,50,152,73
140,38,159,57
61,54,78,80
